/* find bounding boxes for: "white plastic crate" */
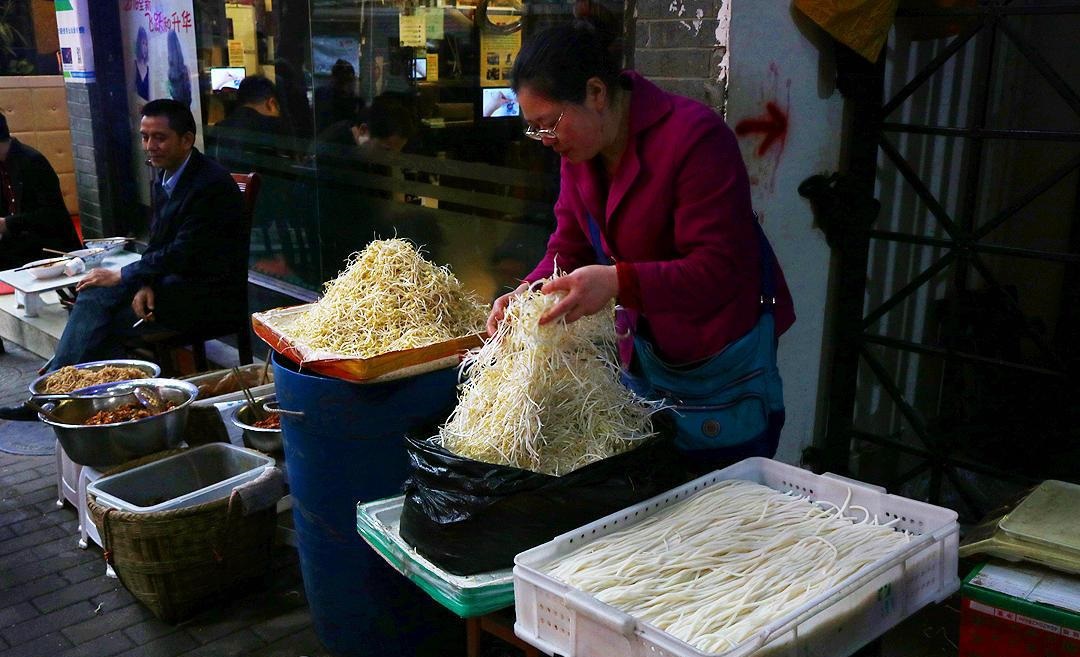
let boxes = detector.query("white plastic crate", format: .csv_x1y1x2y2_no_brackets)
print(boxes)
513,457,960,657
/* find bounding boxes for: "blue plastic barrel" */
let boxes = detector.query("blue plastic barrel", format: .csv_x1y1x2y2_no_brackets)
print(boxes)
272,354,464,657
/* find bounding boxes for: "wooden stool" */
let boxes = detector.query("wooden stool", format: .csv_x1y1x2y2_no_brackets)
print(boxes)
466,608,541,657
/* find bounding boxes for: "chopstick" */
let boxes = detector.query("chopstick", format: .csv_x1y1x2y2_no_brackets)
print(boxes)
13,256,72,272
235,366,266,421
41,248,70,256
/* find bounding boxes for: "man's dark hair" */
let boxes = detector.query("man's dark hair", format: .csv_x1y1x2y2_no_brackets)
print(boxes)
510,20,624,104
237,75,276,106
365,94,417,141
141,98,197,137
0,111,9,141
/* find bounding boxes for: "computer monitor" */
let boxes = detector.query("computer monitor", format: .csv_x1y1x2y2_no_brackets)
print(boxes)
210,67,246,92
410,57,428,80
482,87,519,118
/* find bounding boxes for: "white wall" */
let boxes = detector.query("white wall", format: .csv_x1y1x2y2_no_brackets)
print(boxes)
725,3,845,464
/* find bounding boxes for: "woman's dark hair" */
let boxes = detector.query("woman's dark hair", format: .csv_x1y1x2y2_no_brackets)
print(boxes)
136,28,148,63
142,98,197,138
510,20,623,103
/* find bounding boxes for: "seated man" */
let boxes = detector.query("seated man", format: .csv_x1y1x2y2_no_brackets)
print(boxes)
212,75,291,170
0,111,82,270
0,99,247,420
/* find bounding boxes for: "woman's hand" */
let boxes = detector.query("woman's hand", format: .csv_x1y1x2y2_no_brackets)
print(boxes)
487,282,529,335
539,265,618,325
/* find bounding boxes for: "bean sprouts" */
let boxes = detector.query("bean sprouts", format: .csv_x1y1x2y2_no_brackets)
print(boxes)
545,480,911,653
281,239,486,359
437,276,658,475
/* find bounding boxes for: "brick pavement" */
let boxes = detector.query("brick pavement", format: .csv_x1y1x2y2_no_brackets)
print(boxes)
0,341,331,657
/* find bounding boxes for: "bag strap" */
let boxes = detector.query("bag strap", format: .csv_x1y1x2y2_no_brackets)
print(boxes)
585,211,778,315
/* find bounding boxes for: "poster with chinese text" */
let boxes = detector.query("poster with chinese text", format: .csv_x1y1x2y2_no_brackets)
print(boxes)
118,0,203,204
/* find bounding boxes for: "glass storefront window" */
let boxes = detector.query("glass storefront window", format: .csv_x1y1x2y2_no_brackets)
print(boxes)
193,0,617,303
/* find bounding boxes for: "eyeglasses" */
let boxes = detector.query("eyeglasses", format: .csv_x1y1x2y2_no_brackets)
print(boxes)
524,110,565,141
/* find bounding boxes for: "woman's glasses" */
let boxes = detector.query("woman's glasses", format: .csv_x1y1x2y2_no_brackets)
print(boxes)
524,110,565,141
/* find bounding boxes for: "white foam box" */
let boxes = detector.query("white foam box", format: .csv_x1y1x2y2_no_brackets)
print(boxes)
513,457,960,657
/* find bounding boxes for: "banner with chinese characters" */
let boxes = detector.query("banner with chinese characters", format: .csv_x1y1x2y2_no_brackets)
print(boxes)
479,21,521,88
54,0,95,82
118,0,203,205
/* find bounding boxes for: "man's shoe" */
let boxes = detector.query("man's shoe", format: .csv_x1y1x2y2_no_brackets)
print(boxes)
0,403,38,422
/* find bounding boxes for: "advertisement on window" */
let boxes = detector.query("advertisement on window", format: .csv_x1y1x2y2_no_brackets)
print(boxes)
118,0,204,204
54,0,95,82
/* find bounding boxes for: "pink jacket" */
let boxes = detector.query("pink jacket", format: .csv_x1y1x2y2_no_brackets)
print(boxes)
525,72,795,365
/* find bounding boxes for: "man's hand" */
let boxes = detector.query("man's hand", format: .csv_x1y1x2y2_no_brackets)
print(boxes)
131,286,155,321
539,265,618,325
75,267,122,291
486,282,528,335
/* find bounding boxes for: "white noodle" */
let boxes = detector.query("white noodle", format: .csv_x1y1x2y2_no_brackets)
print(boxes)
544,480,910,652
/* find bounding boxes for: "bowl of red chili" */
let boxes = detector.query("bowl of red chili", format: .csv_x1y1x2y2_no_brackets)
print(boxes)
40,378,199,467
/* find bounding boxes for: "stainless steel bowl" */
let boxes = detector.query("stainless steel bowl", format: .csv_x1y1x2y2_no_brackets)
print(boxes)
28,359,161,400
229,397,283,454
40,378,199,468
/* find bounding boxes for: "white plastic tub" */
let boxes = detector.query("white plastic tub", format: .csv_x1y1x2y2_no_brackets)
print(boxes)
513,457,960,657
87,443,274,513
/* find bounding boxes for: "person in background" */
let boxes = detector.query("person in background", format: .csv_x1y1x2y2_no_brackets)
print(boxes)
314,59,362,133
0,111,81,271
213,75,291,169
134,27,150,101
0,100,246,421
486,22,796,474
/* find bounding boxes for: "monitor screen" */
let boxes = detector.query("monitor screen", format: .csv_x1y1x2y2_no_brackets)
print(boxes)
482,87,519,118
210,67,246,92
410,57,428,80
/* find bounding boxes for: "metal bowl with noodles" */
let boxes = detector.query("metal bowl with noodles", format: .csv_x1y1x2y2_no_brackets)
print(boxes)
39,378,198,468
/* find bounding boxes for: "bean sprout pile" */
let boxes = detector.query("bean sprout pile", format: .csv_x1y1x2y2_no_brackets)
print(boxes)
545,480,911,653
437,279,657,476
282,239,487,359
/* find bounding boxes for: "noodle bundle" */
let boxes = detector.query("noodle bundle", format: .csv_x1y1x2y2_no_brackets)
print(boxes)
437,277,657,475
281,239,487,359
41,366,148,394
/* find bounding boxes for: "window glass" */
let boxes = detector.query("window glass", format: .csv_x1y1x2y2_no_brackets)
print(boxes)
194,0,615,303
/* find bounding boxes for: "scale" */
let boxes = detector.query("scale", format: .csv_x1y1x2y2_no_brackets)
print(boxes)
960,480,1080,574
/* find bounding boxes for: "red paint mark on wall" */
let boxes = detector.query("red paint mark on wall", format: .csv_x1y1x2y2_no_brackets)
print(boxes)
734,101,788,157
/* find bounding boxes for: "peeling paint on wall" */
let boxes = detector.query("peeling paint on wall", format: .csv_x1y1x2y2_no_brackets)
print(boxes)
715,0,731,115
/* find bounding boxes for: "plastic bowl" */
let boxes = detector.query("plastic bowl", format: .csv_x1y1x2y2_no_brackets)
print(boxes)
40,378,198,468
29,359,161,399
67,247,108,268
23,257,72,279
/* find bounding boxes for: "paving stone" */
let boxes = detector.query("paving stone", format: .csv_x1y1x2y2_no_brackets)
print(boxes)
0,523,67,557
175,628,265,657
2,549,98,589
3,533,85,569
0,574,69,609
254,628,334,657
60,555,112,585
60,602,151,646
0,468,41,486
0,601,95,646
249,603,311,643
0,602,38,629
33,575,122,614
0,630,72,656
54,630,136,657
115,628,198,657
121,615,182,645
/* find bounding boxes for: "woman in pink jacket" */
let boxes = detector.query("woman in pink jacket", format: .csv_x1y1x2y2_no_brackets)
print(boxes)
488,21,796,473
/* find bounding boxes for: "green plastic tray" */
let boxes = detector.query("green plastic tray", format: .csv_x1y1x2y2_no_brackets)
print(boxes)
356,496,514,618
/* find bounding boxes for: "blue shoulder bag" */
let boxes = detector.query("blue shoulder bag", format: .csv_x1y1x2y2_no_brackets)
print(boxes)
585,214,785,462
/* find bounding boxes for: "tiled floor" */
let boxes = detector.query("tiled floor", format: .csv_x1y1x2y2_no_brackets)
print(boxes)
0,340,330,657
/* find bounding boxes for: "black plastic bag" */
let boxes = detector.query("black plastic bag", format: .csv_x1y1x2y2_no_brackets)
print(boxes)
399,417,687,575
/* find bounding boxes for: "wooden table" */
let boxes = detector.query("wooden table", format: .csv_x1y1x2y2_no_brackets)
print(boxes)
0,252,140,317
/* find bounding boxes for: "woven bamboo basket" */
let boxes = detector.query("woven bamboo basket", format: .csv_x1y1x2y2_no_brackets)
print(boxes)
87,450,278,623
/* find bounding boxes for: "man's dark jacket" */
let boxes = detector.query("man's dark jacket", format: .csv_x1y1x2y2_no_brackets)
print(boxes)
121,148,248,331
0,138,81,268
